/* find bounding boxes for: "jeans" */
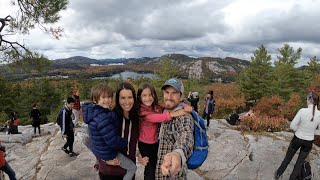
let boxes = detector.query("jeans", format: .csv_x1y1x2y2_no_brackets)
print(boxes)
0,162,16,180
116,153,137,180
63,131,74,152
202,111,211,126
276,135,313,180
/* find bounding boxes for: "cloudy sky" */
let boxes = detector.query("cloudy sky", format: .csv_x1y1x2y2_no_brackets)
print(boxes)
1,0,320,66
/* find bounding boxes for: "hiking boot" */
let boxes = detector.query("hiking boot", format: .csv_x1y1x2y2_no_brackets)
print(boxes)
69,152,79,157
61,147,69,154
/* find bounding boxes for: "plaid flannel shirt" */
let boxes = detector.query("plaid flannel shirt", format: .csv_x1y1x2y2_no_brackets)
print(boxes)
155,105,194,180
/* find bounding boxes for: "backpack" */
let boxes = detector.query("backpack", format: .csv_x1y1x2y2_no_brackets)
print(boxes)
187,110,209,169
297,160,312,180
56,109,62,127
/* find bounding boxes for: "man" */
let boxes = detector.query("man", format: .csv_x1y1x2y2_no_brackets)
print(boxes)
156,78,194,180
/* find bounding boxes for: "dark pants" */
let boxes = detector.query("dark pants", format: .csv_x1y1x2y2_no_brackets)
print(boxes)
202,111,211,127
63,131,74,153
138,141,158,180
0,162,17,180
99,172,124,180
34,125,41,134
276,135,313,180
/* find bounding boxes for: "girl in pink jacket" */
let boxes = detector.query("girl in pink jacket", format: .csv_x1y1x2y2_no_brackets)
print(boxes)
137,83,189,180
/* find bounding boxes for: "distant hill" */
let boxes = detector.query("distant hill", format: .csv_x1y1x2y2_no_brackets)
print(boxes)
1,54,250,81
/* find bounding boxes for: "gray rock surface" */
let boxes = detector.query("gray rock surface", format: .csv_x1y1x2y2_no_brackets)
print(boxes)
1,120,319,180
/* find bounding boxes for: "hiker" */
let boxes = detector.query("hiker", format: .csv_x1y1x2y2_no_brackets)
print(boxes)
187,91,200,113
0,142,16,180
137,82,189,180
98,82,141,180
57,96,78,157
30,103,41,135
275,92,320,180
72,90,81,127
202,90,215,127
83,83,137,180
226,109,240,125
8,111,19,134
155,78,194,179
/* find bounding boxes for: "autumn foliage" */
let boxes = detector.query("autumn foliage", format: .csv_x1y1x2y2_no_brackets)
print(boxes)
239,94,302,132
205,83,245,118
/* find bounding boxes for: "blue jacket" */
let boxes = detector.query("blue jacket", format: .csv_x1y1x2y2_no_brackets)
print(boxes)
82,102,127,161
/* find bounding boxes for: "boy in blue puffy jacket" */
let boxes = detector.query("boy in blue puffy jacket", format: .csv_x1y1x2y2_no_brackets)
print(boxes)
82,83,136,180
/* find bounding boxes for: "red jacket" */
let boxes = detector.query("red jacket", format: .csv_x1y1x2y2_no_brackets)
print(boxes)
138,104,171,144
0,149,6,167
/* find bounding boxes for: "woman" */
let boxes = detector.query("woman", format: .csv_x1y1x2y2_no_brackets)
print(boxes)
98,82,145,180
275,92,320,180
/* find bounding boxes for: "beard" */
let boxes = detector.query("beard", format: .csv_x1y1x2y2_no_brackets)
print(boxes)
164,100,178,110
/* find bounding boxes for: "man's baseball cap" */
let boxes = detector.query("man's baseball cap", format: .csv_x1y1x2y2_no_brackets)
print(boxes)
161,78,184,94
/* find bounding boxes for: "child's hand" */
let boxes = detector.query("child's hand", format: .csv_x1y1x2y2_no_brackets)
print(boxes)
106,158,120,166
183,104,193,113
169,109,186,118
138,154,149,166
62,135,67,139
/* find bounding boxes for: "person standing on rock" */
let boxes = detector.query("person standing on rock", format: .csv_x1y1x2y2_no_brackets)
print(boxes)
72,90,81,127
202,90,215,127
155,78,194,179
275,92,320,180
187,91,200,113
0,142,16,180
57,96,78,157
97,82,142,180
30,103,41,135
82,83,137,180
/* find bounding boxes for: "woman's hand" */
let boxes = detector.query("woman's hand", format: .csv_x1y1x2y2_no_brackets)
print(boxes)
138,154,149,166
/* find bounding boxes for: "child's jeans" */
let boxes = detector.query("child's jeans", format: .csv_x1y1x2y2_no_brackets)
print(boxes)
116,153,137,180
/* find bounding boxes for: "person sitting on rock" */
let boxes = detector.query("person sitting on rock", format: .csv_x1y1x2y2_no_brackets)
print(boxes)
226,109,240,125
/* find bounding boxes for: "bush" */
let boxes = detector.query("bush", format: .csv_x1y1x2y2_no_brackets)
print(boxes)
239,114,288,132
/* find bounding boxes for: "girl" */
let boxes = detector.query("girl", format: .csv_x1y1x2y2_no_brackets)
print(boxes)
137,83,188,180
275,92,320,180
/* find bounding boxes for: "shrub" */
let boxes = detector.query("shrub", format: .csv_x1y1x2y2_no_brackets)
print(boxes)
254,95,284,117
239,114,288,132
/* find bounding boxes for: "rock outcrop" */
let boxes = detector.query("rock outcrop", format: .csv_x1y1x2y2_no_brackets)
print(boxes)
1,120,319,180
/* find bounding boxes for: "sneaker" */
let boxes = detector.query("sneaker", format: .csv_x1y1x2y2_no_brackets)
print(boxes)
61,147,69,154
69,152,79,157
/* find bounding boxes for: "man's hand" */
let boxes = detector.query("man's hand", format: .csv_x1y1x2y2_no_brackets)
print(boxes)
137,154,149,166
161,151,182,177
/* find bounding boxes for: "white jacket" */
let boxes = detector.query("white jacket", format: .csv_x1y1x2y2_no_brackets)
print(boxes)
290,105,320,141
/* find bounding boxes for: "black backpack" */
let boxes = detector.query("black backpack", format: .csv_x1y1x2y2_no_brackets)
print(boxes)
297,160,312,180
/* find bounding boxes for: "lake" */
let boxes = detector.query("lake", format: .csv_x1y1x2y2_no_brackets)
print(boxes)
92,71,159,80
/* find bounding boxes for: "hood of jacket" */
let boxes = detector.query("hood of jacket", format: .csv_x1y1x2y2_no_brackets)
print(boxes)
82,102,108,124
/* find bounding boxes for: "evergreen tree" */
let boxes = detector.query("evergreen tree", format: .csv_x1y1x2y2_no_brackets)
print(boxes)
158,57,179,80
272,44,305,100
305,56,320,81
236,45,273,101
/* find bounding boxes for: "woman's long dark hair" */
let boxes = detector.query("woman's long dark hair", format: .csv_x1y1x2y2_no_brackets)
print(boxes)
308,92,319,121
137,83,159,109
114,82,139,124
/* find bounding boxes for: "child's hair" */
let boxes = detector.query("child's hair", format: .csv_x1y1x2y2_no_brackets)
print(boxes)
33,103,37,108
90,83,113,103
67,96,75,104
137,83,159,108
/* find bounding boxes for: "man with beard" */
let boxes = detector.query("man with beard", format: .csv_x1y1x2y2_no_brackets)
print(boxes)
155,78,194,180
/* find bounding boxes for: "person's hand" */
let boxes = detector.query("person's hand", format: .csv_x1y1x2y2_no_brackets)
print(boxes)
161,151,182,177
105,158,120,166
62,135,67,139
183,104,193,113
137,154,149,166
169,109,186,118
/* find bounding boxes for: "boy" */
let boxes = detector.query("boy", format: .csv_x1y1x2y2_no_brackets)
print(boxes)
0,142,16,180
57,97,78,157
82,83,136,180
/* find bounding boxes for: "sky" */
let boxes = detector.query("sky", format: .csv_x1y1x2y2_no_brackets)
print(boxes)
1,0,320,66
